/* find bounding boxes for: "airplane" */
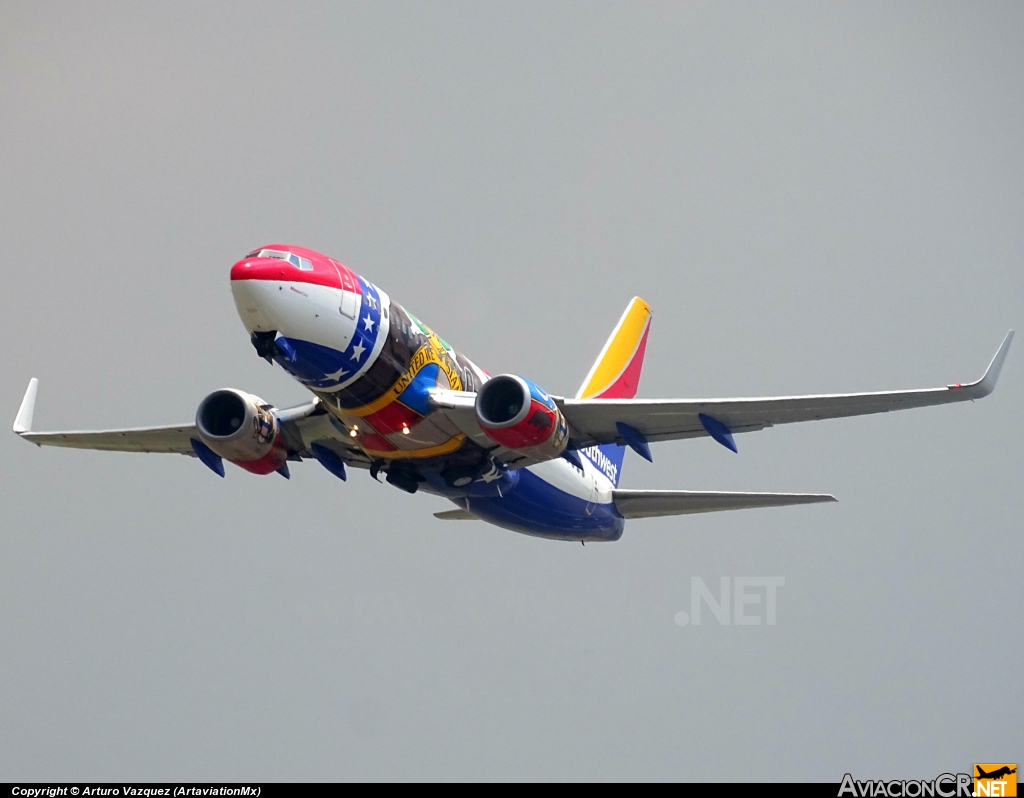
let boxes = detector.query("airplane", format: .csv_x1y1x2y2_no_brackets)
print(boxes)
976,767,1017,781
12,244,1014,543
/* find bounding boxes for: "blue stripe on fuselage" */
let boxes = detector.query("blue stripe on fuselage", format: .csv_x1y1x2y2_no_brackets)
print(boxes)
450,468,624,542
273,277,384,389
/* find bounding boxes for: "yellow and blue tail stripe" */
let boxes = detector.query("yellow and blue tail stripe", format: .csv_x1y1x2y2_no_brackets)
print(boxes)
575,297,652,487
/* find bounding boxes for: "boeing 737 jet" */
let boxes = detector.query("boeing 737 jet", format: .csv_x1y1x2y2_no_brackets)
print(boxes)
13,245,1013,542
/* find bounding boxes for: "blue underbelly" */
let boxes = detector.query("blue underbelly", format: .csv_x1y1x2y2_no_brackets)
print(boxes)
460,468,624,541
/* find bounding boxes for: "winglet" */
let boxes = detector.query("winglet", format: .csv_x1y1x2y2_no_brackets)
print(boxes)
13,378,38,434
958,330,1014,398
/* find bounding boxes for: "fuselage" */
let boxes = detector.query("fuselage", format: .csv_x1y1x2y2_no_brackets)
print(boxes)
230,245,624,541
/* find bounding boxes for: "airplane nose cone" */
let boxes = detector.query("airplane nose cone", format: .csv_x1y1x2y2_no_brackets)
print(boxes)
230,257,291,283
228,247,355,339
231,269,278,334
227,246,386,391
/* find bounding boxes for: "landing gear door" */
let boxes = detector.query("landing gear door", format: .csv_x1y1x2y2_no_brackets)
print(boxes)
332,260,359,319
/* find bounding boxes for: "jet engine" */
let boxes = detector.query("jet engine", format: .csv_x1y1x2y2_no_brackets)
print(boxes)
475,375,568,462
195,389,289,475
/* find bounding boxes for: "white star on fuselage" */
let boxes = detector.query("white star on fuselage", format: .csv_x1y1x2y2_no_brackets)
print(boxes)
363,294,378,310
325,366,348,381
350,341,366,361
362,315,375,333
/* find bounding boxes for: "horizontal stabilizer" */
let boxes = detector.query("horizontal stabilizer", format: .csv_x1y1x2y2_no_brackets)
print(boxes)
434,508,478,521
613,489,837,519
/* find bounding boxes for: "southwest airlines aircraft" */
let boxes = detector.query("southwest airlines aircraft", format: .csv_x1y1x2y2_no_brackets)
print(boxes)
13,245,1013,542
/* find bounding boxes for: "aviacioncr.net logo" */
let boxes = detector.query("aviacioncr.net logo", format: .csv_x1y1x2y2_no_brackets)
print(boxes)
839,773,973,797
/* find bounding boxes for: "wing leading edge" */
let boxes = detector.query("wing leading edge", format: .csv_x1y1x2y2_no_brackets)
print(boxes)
558,331,1013,449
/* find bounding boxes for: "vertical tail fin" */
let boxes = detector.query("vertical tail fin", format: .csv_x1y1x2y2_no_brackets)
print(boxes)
576,298,652,487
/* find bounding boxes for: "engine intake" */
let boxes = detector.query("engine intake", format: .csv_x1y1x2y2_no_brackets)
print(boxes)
195,389,288,474
475,375,568,461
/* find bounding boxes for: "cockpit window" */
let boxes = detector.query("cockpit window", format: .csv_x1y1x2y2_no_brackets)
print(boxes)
249,249,313,270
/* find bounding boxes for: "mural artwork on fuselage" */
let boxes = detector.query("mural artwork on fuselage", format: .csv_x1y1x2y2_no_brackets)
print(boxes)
318,301,484,461
230,245,489,469
283,295,483,462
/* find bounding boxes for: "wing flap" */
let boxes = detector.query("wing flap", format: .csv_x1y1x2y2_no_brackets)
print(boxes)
613,489,837,519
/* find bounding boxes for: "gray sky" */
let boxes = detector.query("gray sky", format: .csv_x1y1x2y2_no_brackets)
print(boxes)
1,1,1021,781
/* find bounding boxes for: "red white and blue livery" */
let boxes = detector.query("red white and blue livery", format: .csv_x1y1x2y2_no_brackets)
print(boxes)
13,245,1014,542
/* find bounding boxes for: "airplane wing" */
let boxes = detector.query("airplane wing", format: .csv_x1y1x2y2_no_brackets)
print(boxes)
557,331,1013,450
612,489,836,519
12,378,373,468
13,380,197,453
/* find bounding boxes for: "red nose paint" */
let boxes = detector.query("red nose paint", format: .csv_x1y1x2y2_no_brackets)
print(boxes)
231,245,362,292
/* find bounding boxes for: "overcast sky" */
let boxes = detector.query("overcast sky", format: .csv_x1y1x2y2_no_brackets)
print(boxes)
1,1,1021,781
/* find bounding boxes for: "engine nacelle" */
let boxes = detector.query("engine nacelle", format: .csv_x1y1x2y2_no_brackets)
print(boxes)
475,375,568,462
195,389,288,475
